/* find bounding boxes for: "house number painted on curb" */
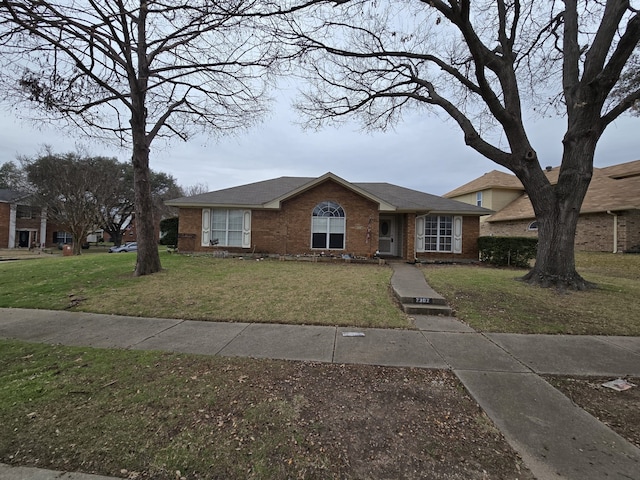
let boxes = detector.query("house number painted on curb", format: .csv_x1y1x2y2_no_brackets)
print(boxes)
414,297,432,304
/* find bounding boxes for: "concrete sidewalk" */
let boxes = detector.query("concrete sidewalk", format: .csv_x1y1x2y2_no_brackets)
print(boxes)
2,307,639,376
0,464,119,480
1,262,639,479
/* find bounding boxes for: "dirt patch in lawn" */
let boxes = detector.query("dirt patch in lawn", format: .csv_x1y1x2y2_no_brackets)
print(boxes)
265,364,535,480
545,376,640,448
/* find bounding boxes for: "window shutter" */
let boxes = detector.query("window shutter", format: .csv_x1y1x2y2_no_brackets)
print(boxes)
415,216,425,252
202,209,210,246
242,210,251,248
453,216,463,253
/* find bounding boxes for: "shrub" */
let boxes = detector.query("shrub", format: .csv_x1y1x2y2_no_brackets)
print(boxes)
478,236,537,268
159,217,178,246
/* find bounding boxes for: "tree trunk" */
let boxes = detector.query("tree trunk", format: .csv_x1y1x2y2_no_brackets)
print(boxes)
131,128,162,276
105,229,123,247
521,203,594,290
520,129,599,290
72,235,84,255
71,226,90,255
130,0,161,277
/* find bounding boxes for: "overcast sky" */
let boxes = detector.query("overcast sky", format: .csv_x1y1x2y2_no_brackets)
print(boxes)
1,88,638,197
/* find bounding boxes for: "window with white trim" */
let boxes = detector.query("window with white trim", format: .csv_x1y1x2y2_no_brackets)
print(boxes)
476,191,483,207
202,208,251,247
426,215,452,251
416,215,462,253
311,201,345,249
528,221,538,231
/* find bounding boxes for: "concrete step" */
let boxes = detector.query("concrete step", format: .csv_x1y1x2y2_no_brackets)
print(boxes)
389,262,453,316
402,303,453,316
394,293,449,306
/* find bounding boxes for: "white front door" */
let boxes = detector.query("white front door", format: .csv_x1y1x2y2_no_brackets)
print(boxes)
378,216,396,256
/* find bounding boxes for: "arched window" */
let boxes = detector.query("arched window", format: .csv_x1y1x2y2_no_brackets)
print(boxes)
311,201,345,249
528,221,538,231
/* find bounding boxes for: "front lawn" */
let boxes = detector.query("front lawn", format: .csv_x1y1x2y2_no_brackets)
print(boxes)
2,250,639,335
0,253,409,329
423,252,640,335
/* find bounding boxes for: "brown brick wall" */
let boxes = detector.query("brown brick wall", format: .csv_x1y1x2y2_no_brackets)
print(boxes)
177,180,380,257
463,216,481,258
176,181,484,260
250,210,285,254
575,213,615,252
176,208,203,252
277,181,379,257
15,217,42,232
0,203,10,248
618,210,640,252
402,214,415,261
482,219,538,238
484,210,640,252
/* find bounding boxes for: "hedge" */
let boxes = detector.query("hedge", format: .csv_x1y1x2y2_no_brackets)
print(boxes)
478,236,537,268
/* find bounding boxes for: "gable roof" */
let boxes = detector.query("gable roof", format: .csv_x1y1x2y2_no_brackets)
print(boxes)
443,170,523,198
487,167,640,222
261,173,397,211
599,159,640,179
353,182,488,214
167,172,492,215
169,176,312,208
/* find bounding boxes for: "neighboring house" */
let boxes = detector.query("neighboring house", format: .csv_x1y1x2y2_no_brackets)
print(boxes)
0,189,46,248
166,172,491,262
0,189,75,249
444,160,640,253
443,170,524,221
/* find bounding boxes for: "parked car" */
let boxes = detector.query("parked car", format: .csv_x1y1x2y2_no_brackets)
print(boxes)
108,242,137,253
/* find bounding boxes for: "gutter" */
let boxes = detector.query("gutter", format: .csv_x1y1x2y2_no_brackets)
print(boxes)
606,211,618,253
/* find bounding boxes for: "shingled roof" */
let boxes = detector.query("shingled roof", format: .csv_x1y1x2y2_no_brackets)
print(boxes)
443,170,523,198
167,172,492,215
487,166,640,222
599,159,640,179
0,189,30,203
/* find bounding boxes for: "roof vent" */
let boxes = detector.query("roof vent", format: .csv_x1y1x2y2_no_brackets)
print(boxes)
545,166,553,172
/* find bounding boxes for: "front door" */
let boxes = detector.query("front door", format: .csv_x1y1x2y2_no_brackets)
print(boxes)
378,216,396,256
18,231,30,248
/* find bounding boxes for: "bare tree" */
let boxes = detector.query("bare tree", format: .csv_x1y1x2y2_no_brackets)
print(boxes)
0,161,27,190
150,170,183,225
97,161,182,247
612,53,640,113
23,151,114,255
96,160,136,248
281,0,640,289
0,0,281,275
181,182,210,197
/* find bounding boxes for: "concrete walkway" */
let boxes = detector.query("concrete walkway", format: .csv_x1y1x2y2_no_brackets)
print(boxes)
0,262,639,479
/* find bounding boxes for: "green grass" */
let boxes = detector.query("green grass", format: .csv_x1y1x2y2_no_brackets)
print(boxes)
0,252,409,328
2,250,639,334
422,252,640,335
